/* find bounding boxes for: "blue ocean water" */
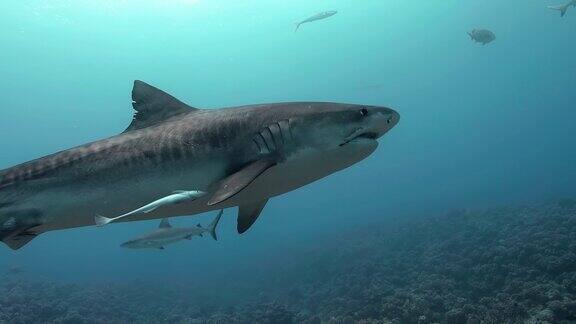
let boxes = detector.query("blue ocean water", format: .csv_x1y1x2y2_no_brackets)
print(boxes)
1,0,575,322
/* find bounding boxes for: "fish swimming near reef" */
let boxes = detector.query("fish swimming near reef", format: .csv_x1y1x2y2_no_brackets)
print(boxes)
121,210,223,250
95,190,206,226
295,10,337,32
548,0,576,17
0,80,399,250
468,29,496,45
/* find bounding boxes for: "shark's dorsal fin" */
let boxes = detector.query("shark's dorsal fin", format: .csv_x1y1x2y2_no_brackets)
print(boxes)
124,80,198,133
159,218,172,229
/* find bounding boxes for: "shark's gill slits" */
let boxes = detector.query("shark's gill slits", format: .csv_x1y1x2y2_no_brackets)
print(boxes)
252,138,263,154
261,128,276,151
252,120,293,155
269,123,283,146
257,133,271,153
278,120,292,142
276,122,285,145
253,133,269,154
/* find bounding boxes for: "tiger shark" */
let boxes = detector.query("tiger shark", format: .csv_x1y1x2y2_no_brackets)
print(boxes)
0,80,400,250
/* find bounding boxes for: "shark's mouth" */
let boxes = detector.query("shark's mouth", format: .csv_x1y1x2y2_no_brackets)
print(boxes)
339,129,378,146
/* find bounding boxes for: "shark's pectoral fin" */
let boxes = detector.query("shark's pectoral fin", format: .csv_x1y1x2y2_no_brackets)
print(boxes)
237,199,268,234
1,224,41,250
207,157,278,206
1,210,42,250
185,234,193,240
158,246,165,250
2,231,38,250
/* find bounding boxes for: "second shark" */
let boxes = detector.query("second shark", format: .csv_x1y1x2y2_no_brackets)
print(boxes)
121,210,223,250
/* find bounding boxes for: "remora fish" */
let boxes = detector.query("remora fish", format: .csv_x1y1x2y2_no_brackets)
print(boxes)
121,210,223,250
0,80,400,250
295,10,337,32
468,29,496,45
548,0,576,17
95,190,205,226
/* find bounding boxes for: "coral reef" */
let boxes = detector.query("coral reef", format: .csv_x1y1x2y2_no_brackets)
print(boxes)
558,198,576,210
2,201,576,323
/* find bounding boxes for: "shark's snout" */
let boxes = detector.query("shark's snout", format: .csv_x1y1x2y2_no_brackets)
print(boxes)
370,106,400,138
346,107,400,142
342,106,399,146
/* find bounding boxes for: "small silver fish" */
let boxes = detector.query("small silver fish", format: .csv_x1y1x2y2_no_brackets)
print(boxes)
295,10,337,32
548,0,576,17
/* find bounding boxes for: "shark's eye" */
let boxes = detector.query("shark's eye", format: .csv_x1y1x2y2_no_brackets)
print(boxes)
359,108,368,117
387,118,391,124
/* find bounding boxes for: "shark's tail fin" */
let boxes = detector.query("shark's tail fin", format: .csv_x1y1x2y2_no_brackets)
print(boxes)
208,209,223,241
295,23,301,32
548,5,568,17
94,214,114,227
